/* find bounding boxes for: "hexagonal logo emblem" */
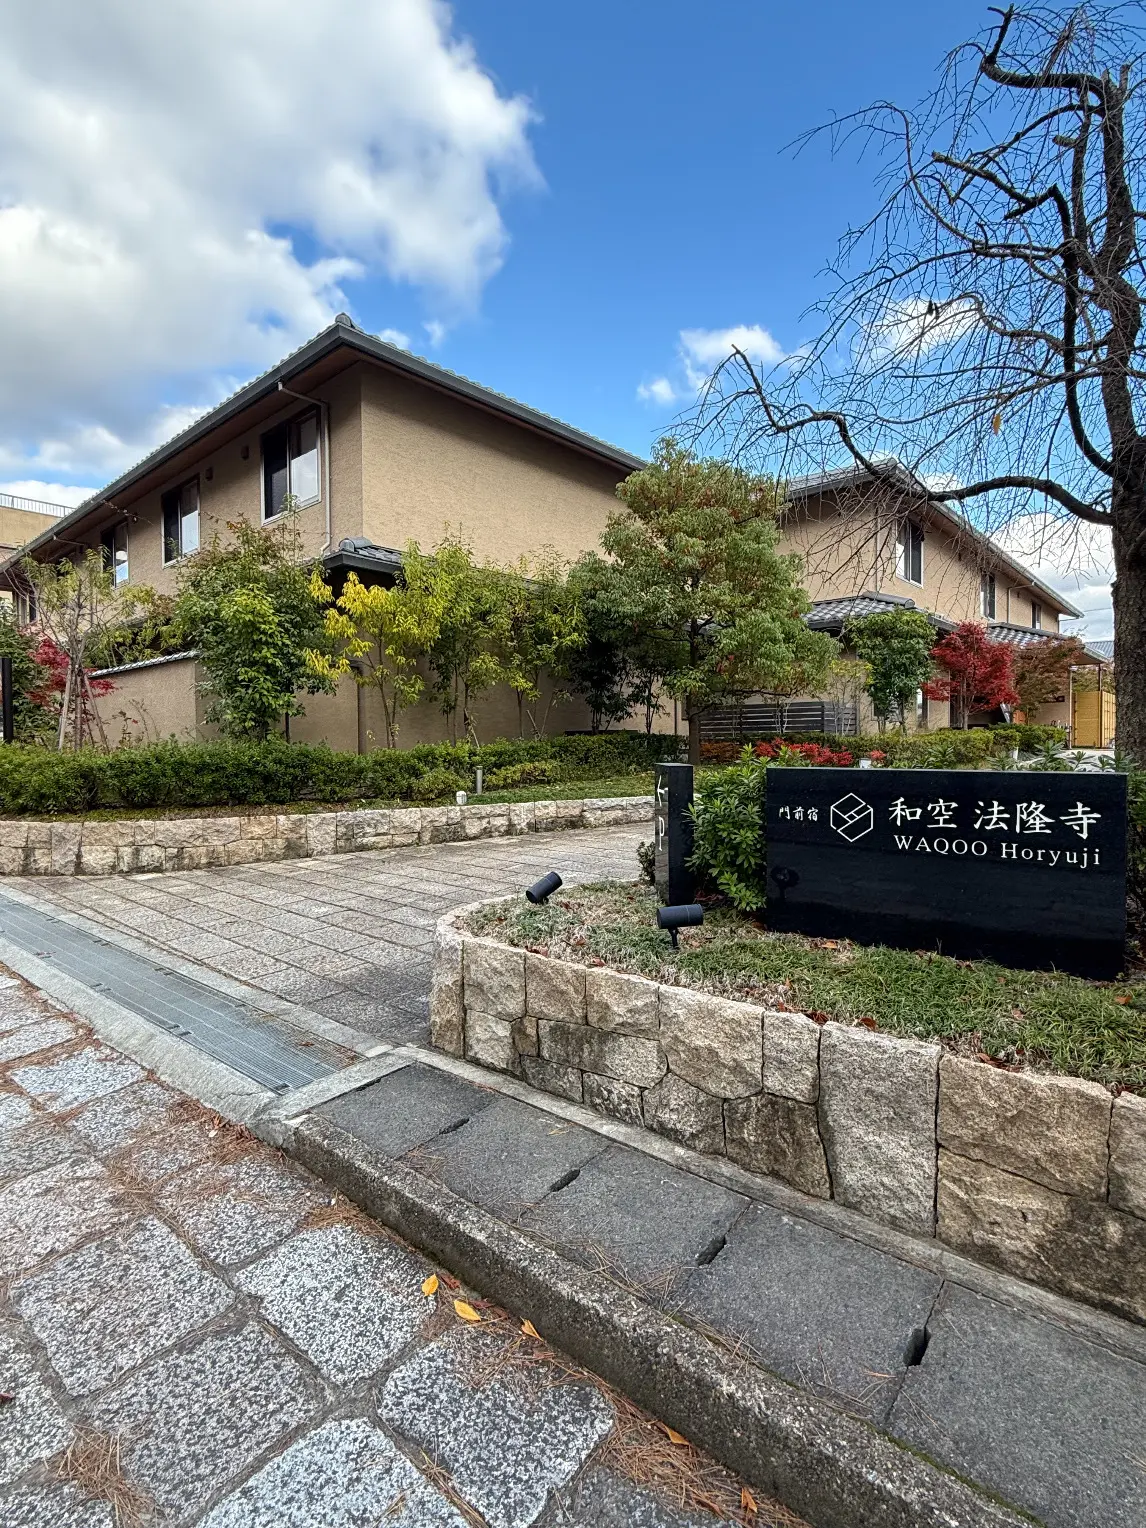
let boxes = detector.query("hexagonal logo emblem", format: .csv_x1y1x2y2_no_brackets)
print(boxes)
830,792,874,842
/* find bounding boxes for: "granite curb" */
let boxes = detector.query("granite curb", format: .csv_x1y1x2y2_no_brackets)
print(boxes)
290,1112,1033,1528
0,793,654,877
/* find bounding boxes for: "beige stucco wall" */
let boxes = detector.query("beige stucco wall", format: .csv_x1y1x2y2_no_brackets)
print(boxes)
359,367,625,563
0,506,61,560
92,656,207,744
67,369,363,601
780,491,1063,633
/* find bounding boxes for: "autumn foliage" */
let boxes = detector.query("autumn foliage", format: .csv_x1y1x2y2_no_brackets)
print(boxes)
1011,635,1092,718
924,623,1017,722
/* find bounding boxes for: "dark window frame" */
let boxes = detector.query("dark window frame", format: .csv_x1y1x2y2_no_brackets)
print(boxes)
980,571,996,618
897,518,924,585
100,521,129,586
161,476,201,566
261,408,321,522
1031,600,1043,630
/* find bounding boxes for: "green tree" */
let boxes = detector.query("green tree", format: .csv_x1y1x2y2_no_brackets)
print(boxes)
0,604,54,743
307,551,446,747
565,554,653,732
174,510,336,740
845,609,936,732
420,536,511,743
607,440,836,762
501,552,584,737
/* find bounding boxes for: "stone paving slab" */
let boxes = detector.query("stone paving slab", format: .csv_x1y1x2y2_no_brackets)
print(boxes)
520,1145,748,1297
236,1224,430,1384
0,1156,133,1275
0,1321,73,1486
890,1284,1146,1528
89,1322,321,1520
679,1201,942,1424
198,1417,469,1528
12,1216,233,1398
319,1062,495,1156
412,1093,608,1219
377,1324,615,1528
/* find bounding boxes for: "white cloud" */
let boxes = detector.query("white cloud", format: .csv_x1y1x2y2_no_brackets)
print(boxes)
638,324,790,407
865,297,978,364
423,320,448,347
680,325,787,371
992,512,1114,639
378,328,413,350
0,0,539,475
637,377,678,407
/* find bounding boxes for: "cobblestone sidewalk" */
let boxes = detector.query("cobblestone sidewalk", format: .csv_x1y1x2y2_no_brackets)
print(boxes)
0,972,799,1528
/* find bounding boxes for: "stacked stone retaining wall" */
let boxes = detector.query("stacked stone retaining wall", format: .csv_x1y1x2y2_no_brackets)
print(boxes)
0,796,653,877
432,910,1146,1326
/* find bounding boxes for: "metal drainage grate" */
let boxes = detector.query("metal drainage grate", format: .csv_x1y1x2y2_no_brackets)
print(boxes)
0,892,332,1093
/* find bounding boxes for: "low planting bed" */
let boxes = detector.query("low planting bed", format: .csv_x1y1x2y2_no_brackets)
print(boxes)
433,883,1146,1326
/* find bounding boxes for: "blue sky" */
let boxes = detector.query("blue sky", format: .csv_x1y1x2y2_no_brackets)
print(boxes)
0,0,1112,633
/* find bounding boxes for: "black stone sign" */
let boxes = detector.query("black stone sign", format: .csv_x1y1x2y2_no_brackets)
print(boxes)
766,768,1127,978
655,762,695,906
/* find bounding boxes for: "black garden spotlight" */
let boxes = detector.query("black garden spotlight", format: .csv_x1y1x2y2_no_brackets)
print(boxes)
657,902,703,949
526,871,563,905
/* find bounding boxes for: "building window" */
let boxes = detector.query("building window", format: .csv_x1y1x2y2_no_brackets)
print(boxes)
262,410,320,520
162,478,201,565
14,588,37,626
896,519,924,584
915,688,929,727
1031,601,1042,630
980,572,996,618
100,522,129,586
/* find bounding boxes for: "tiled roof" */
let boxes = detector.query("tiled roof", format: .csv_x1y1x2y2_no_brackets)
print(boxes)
1087,638,1115,660
806,591,956,632
988,622,1110,664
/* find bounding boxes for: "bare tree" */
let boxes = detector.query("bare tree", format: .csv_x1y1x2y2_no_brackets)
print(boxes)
694,3,1146,757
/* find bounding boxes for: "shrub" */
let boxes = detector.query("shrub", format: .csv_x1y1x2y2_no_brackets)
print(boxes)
408,767,468,803
754,740,855,767
636,839,656,885
484,760,560,790
689,755,768,910
0,729,680,817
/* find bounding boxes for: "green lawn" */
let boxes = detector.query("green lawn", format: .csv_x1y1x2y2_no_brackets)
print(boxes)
466,881,1146,1092
471,772,655,804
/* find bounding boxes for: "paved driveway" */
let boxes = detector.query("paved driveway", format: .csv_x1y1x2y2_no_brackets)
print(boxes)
17,827,645,1045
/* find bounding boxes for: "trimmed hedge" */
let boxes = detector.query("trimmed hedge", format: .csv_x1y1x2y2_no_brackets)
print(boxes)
0,731,682,817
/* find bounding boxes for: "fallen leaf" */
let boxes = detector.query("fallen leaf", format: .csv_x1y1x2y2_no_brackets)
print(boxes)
660,1424,689,1446
441,1272,461,1290
453,1299,481,1323
0,1392,14,1404
807,1010,830,1025
741,1485,758,1515
421,1274,439,1297
1114,995,1133,1005
521,1319,541,1339
821,939,838,949
858,1016,878,1030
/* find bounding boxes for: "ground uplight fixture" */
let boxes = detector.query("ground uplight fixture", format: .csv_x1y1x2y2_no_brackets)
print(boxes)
657,902,704,948
526,872,563,905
